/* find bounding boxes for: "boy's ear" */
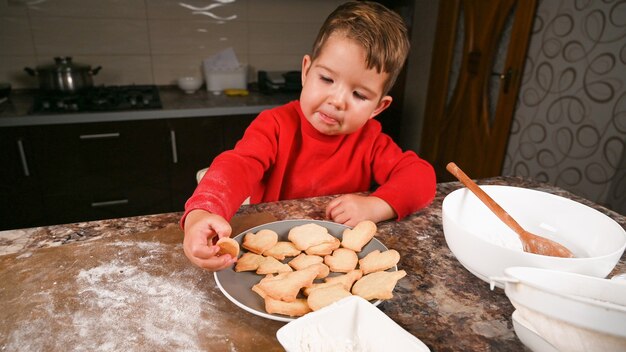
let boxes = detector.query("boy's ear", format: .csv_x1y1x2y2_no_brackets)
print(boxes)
370,95,393,119
301,55,312,85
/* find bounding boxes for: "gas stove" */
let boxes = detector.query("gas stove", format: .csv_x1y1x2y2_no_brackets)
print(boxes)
30,85,162,114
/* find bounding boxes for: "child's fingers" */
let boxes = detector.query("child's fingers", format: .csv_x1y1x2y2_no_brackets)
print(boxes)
189,243,219,260
194,255,236,271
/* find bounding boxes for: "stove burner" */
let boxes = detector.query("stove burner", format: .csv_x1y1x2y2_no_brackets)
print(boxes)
31,85,162,114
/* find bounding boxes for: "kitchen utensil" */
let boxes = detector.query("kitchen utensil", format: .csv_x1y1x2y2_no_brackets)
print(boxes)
446,162,574,258
276,295,430,351
497,266,626,352
177,76,202,94
214,219,394,322
441,185,626,288
24,57,101,92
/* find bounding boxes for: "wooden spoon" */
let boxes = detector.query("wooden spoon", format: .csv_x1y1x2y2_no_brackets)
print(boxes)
446,162,574,258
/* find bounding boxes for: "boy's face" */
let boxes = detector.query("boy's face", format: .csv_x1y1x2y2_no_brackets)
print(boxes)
299,34,392,136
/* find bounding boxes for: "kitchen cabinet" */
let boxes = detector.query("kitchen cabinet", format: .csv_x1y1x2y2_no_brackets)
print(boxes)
168,114,255,211
0,127,45,229
0,114,255,230
28,120,172,226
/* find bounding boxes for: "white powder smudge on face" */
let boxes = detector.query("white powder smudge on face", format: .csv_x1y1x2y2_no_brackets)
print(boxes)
3,241,224,352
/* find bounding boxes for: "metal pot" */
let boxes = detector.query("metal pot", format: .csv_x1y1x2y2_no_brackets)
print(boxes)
24,57,102,92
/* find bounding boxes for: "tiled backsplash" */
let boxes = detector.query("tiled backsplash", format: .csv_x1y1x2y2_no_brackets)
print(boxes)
0,0,346,88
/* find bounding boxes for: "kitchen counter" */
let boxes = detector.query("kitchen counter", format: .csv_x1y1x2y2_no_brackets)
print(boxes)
1,176,625,351
0,86,298,127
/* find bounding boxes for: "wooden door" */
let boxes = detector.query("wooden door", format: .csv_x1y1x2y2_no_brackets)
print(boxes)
420,0,537,181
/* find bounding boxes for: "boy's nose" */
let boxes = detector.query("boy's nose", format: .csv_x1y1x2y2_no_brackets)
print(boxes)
328,88,348,110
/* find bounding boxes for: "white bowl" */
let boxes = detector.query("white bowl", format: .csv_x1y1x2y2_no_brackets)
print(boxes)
276,295,430,351
502,267,626,352
177,76,202,94
442,185,626,287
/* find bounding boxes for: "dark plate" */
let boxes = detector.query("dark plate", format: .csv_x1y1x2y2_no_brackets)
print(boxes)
214,219,393,322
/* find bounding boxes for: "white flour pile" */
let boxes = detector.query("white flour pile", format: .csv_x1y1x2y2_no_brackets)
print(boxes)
3,241,226,352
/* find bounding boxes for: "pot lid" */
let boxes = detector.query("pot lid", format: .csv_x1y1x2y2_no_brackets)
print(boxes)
37,57,91,72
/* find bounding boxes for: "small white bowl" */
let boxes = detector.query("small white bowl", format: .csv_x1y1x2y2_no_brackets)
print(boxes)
502,267,626,352
177,76,202,94
276,296,430,351
442,185,626,287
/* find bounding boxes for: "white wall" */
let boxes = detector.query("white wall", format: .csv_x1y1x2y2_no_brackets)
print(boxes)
0,0,345,88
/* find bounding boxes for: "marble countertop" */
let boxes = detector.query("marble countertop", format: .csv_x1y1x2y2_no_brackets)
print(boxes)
1,176,625,351
0,86,298,127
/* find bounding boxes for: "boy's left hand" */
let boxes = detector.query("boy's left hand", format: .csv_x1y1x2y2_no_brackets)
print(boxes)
325,194,396,227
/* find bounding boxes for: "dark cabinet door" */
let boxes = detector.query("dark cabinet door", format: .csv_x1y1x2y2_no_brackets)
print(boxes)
28,120,172,225
0,128,44,230
168,114,256,211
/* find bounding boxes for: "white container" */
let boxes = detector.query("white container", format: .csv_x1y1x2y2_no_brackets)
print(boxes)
276,295,430,351
441,185,626,288
203,64,247,94
500,267,626,352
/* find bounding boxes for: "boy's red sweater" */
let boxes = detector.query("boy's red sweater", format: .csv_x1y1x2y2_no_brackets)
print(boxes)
182,100,435,225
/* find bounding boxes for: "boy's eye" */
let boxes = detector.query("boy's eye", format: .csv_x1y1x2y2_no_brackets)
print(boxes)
353,91,367,100
320,75,333,83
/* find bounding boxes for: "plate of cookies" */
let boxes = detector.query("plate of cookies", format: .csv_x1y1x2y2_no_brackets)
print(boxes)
214,219,406,322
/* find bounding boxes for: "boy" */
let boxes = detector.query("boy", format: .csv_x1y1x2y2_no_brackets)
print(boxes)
183,1,436,271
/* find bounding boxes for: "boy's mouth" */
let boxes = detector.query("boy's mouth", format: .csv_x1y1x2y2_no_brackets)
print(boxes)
318,112,340,125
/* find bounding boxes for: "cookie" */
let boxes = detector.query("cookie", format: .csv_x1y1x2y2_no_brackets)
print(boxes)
265,297,311,317
341,220,377,252
288,223,337,251
256,256,293,275
304,237,341,256
242,229,279,255
351,270,407,301
324,248,358,273
358,249,400,274
324,269,363,291
263,241,301,260
307,283,352,311
235,252,265,272
256,265,319,302
288,253,324,270
216,237,240,258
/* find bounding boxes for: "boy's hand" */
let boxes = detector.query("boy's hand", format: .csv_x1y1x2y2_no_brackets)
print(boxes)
325,194,396,227
183,209,236,271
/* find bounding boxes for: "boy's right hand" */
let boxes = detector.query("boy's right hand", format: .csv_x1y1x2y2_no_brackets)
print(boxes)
183,209,236,271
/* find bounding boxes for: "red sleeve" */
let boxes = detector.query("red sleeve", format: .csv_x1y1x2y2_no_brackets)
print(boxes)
369,133,436,220
179,110,280,228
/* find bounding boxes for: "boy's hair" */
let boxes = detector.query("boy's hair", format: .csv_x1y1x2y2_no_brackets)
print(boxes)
311,1,410,95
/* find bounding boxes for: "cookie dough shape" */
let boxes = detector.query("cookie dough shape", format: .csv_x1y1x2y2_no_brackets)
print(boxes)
242,229,279,254
216,237,240,258
263,241,301,260
324,269,363,291
307,283,352,311
288,223,337,251
358,249,400,274
256,265,319,302
256,256,293,275
235,252,265,272
341,220,377,252
264,297,311,317
352,270,407,301
324,248,358,273
288,253,323,270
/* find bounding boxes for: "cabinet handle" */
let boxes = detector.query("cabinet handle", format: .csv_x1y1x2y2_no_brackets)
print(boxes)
170,130,178,164
90,199,129,207
17,139,30,176
79,132,120,140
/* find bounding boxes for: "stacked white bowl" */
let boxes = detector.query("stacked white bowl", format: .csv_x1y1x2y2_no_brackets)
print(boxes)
441,185,626,351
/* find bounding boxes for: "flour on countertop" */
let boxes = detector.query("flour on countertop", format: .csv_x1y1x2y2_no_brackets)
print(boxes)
2,241,227,352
